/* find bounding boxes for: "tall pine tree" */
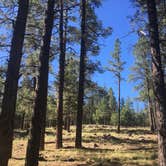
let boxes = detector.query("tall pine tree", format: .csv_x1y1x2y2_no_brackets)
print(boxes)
146,0,166,165
25,0,55,165
107,38,125,133
0,1,29,165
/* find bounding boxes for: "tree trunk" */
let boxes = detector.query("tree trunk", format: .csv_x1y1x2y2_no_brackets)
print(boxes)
75,0,86,148
0,1,29,165
153,99,157,129
117,76,121,133
67,115,70,132
147,78,155,132
21,112,25,130
146,0,166,165
64,116,67,130
56,0,66,149
64,9,69,132
148,98,155,131
25,0,55,165
151,107,156,130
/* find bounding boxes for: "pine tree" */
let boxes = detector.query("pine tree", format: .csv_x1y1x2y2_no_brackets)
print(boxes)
146,0,166,165
75,0,87,148
108,88,117,113
0,1,29,165
63,56,79,131
130,36,156,132
75,0,111,147
107,38,125,133
56,0,66,149
25,0,55,165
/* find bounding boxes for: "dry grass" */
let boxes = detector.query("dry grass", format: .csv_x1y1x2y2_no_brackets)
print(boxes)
9,125,158,166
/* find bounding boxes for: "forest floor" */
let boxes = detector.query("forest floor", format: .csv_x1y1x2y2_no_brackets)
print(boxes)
9,125,158,166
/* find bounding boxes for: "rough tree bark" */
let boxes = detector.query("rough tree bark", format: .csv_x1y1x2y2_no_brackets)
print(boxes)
25,0,55,165
56,0,66,149
75,0,86,148
147,78,156,132
146,0,166,165
63,8,70,133
0,1,29,165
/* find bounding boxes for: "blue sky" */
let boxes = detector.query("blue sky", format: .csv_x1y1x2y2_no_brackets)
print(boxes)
93,0,144,110
0,0,144,111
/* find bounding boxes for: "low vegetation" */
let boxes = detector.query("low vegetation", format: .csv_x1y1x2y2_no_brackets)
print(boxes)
9,125,157,166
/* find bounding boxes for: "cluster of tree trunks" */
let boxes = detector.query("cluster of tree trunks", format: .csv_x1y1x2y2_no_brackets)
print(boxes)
0,0,165,165
25,0,55,165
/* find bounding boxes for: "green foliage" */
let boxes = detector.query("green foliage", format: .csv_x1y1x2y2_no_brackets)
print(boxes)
121,99,135,127
63,55,79,123
107,38,125,80
16,76,35,120
47,94,56,121
110,112,118,126
83,86,117,125
110,98,149,127
93,96,110,124
93,105,103,124
135,110,149,127
108,88,117,112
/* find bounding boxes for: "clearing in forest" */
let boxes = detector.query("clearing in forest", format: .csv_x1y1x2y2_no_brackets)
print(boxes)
9,125,157,166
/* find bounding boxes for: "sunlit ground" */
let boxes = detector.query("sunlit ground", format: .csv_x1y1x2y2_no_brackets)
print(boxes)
9,125,158,166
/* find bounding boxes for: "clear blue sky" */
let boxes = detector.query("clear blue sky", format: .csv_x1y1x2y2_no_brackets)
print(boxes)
93,0,144,110
0,0,145,111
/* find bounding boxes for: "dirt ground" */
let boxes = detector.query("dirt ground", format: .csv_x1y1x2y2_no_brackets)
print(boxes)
9,125,158,166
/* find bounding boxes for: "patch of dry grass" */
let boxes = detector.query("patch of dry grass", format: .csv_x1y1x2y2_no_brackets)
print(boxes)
9,125,158,166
